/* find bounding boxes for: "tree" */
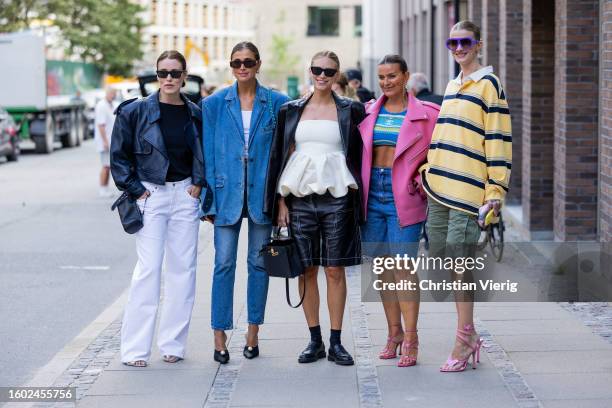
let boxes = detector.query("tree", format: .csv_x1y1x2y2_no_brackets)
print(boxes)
0,0,146,76
266,10,300,84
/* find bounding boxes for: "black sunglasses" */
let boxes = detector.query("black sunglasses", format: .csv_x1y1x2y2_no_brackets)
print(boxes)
310,66,337,77
229,58,258,69
156,70,185,79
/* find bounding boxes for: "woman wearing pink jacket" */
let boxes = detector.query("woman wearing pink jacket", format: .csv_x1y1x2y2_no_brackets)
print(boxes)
358,54,439,367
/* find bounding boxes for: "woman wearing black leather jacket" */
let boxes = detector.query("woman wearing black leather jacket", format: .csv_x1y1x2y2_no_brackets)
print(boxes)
264,51,365,366
110,50,207,368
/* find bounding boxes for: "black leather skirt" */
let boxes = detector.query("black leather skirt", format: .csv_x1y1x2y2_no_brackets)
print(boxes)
287,190,361,267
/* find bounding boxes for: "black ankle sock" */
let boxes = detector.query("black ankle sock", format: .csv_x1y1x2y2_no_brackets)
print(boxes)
309,325,322,343
330,329,342,346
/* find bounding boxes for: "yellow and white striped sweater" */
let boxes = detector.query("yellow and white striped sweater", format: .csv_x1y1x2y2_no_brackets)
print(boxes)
421,67,512,215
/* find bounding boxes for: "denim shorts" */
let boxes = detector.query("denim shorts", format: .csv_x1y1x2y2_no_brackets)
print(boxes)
361,168,423,258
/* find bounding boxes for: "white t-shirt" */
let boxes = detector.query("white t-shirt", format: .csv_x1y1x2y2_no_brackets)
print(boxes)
241,110,252,147
94,98,116,152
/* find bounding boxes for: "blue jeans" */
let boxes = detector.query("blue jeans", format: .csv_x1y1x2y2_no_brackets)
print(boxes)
211,215,271,330
361,167,423,257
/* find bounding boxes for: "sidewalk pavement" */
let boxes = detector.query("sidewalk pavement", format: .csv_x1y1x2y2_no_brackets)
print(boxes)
46,221,612,408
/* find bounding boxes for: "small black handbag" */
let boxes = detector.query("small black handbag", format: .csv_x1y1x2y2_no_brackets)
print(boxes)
111,191,143,234
260,226,305,308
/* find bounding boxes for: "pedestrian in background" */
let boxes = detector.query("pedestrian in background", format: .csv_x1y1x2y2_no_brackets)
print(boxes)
111,50,206,367
332,72,358,100
95,87,117,198
359,55,439,367
264,51,365,366
201,42,289,364
408,72,444,106
345,68,375,103
420,21,512,372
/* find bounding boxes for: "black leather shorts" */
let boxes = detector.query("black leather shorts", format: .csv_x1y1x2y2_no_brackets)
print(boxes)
288,191,361,267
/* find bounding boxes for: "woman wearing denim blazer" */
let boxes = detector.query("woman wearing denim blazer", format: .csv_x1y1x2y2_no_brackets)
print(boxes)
201,42,290,363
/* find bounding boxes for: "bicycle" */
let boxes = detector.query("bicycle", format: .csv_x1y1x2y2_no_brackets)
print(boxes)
477,210,505,262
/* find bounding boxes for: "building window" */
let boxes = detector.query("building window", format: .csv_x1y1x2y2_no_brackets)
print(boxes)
307,6,339,36
172,2,178,26
152,34,158,53
223,6,229,30
354,5,362,37
203,5,208,28
183,2,189,28
212,6,218,29
151,0,157,23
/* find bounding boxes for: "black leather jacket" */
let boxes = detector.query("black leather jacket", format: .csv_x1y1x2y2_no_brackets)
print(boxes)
110,91,207,202
263,93,366,225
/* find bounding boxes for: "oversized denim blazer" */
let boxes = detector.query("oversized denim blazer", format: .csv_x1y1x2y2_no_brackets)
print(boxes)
200,81,290,226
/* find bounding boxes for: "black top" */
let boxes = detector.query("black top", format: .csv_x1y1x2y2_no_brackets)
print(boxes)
416,89,444,106
356,87,376,103
159,102,192,182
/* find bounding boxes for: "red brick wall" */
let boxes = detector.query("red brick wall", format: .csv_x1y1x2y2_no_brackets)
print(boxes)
522,0,556,235
482,0,500,68
499,0,524,203
469,0,483,26
600,0,612,242
554,0,599,241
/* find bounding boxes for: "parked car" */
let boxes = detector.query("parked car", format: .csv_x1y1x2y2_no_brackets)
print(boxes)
0,107,20,162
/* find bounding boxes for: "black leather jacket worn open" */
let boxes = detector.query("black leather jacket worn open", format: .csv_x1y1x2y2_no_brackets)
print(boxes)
263,93,366,225
110,91,208,208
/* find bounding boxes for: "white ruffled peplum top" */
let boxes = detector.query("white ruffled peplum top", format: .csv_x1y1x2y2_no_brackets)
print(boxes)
278,120,357,198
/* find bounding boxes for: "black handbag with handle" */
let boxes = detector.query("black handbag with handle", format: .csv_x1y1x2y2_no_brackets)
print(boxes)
260,226,306,308
111,191,143,234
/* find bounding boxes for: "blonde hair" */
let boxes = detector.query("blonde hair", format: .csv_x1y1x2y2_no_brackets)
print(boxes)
451,20,481,41
311,50,340,70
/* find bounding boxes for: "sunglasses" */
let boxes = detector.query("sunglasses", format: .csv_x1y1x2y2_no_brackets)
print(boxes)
156,70,185,79
445,37,479,51
229,58,258,69
310,66,338,77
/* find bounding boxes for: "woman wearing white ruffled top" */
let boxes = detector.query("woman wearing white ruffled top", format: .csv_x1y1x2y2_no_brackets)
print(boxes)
277,120,357,197
264,50,366,366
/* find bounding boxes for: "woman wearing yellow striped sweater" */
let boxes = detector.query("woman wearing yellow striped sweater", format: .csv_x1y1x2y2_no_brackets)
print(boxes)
420,21,512,372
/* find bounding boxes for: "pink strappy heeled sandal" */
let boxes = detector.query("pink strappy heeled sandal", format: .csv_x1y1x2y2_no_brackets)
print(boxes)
378,334,403,359
397,330,418,367
440,323,483,372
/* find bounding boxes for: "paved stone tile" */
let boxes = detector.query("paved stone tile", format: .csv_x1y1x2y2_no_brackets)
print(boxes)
77,395,205,408
84,369,217,396
230,377,359,407
239,356,356,380
377,365,517,408
540,399,612,408
523,372,612,400
493,333,612,352
482,319,593,335
510,350,612,374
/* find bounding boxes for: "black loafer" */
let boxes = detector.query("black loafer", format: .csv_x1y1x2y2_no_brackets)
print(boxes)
328,344,354,366
243,345,259,359
214,349,230,364
298,341,326,363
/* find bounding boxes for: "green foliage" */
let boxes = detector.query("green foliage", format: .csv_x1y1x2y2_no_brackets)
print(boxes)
0,0,146,76
266,10,299,83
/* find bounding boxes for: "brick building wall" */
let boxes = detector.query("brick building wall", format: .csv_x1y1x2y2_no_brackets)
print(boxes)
469,0,482,26
499,0,523,202
521,0,556,237
601,0,612,242
482,0,500,68
554,0,600,240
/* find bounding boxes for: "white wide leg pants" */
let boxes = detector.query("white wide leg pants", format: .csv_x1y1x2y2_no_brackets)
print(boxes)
121,178,200,362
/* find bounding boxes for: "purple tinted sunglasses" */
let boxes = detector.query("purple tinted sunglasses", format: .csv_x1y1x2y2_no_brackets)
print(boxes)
445,37,479,51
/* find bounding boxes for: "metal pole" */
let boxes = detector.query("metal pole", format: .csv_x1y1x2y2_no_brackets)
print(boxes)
430,0,435,92
454,0,461,77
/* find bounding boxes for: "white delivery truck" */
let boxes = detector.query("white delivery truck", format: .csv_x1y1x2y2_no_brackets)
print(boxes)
0,31,95,153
